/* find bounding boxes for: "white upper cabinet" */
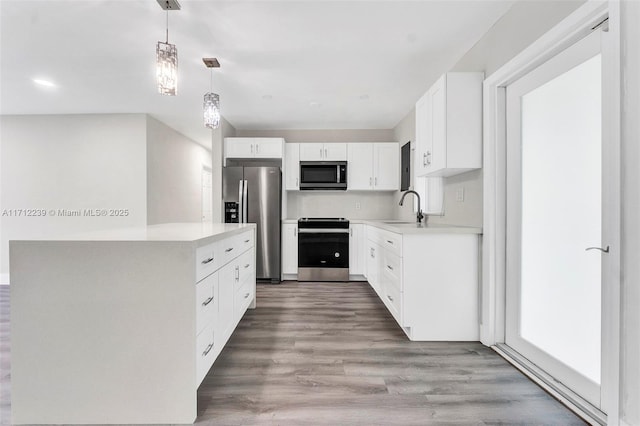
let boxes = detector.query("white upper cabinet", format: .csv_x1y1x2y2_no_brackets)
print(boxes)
284,143,300,190
373,143,399,190
415,72,483,177
347,143,374,190
224,137,284,161
299,143,347,161
347,143,399,191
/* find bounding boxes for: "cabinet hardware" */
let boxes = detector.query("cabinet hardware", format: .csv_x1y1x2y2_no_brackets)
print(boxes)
320,148,323,158
225,247,234,253
244,292,250,299
201,257,214,265
294,228,297,237
244,264,250,269
423,153,427,166
325,148,328,158
386,240,393,245
251,144,254,154
586,246,610,253
369,177,373,187
350,228,353,237
256,144,259,154
375,177,378,186
387,295,394,302
426,150,431,165
296,177,299,187
235,266,239,281
387,265,393,270
202,343,213,356
244,239,250,243
202,296,214,306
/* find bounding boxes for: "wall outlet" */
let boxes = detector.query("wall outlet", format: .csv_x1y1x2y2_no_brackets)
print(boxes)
456,187,465,202
355,201,361,210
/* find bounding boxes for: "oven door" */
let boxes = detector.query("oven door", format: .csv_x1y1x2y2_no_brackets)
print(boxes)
298,229,349,281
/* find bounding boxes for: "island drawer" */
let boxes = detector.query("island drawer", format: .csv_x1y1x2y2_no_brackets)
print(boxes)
196,323,216,386
196,241,220,282
195,272,217,335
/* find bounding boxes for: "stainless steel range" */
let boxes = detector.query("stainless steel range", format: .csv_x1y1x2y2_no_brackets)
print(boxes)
297,218,349,282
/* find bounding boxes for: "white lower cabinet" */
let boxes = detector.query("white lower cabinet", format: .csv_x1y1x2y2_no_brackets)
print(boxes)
365,225,479,341
349,224,366,278
281,223,298,276
196,230,255,387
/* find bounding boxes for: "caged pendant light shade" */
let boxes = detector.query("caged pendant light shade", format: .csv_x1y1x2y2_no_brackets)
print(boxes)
156,1,180,96
203,58,221,129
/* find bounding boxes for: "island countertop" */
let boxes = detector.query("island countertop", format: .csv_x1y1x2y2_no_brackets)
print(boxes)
10,222,256,247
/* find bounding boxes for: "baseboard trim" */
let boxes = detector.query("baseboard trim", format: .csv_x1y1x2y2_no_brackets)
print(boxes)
493,344,606,426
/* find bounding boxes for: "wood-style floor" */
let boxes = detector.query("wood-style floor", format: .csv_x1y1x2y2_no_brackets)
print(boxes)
0,283,585,425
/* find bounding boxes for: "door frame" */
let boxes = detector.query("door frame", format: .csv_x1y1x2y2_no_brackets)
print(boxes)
481,1,620,424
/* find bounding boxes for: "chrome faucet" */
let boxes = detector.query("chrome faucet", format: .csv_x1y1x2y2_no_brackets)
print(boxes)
399,190,425,224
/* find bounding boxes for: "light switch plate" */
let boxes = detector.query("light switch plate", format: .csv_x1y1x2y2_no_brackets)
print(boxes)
456,187,465,202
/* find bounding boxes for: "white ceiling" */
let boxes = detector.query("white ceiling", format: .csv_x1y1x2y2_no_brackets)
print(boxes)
0,0,513,147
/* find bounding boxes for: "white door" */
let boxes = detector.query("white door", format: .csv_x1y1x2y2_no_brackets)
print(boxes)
201,168,212,222
281,224,298,275
284,143,300,190
253,138,283,158
323,143,347,161
505,30,607,408
347,143,373,190
414,93,429,177
299,143,324,161
428,75,447,174
373,143,399,190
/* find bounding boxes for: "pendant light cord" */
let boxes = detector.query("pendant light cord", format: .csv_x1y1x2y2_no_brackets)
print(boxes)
165,10,169,43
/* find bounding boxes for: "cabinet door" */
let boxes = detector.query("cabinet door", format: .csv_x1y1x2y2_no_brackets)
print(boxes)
428,75,447,174
217,261,237,344
365,239,382,295
299,143,324,161
323,143,347,161
284,144,300,190
373,143,399,190
253,138,283,158
347,143,373,190
415,93,430,176
349,224,365,275
281,224,298,275
225,138,255,159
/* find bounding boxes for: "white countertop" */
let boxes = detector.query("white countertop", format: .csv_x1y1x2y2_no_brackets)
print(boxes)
282,218,481,235
10,222,256,246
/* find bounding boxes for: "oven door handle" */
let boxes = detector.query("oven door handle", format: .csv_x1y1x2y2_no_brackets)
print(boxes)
298,228,350,234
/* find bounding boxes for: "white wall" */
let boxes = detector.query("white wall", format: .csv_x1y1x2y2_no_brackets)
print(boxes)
392,0,585,227
236,129,398,220
621,1,640,424
146,116,212,225
0,114,148,280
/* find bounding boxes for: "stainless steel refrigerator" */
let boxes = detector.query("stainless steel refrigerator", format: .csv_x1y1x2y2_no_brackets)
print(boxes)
223,166,281,283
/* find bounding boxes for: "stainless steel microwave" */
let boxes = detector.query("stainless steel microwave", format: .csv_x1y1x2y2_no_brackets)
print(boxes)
299,161,347,190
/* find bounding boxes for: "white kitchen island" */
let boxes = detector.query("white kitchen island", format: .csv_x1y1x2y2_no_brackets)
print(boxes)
9,222,257,425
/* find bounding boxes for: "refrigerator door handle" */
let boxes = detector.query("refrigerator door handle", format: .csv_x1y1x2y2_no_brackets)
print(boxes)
238,180,244,223
242,179,248,223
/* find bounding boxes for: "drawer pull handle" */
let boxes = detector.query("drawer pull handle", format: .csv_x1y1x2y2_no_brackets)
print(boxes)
244,292,250,299
202,343,213,356
202,296,214,306
201,257,214,265
244,239,250,243
244,264,250,269
387,295,394,302
386,240,394,245
225,247,234,253
386,265,393,271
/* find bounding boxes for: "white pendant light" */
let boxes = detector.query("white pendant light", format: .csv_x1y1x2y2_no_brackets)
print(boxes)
156,0,180,96
203,58,221,129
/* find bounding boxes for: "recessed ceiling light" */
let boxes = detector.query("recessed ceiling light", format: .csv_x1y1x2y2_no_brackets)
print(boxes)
262,95,273,100
359,94,370,101
32,78,57,88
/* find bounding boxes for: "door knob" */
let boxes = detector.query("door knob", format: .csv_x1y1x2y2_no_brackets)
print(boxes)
585,246,610,253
